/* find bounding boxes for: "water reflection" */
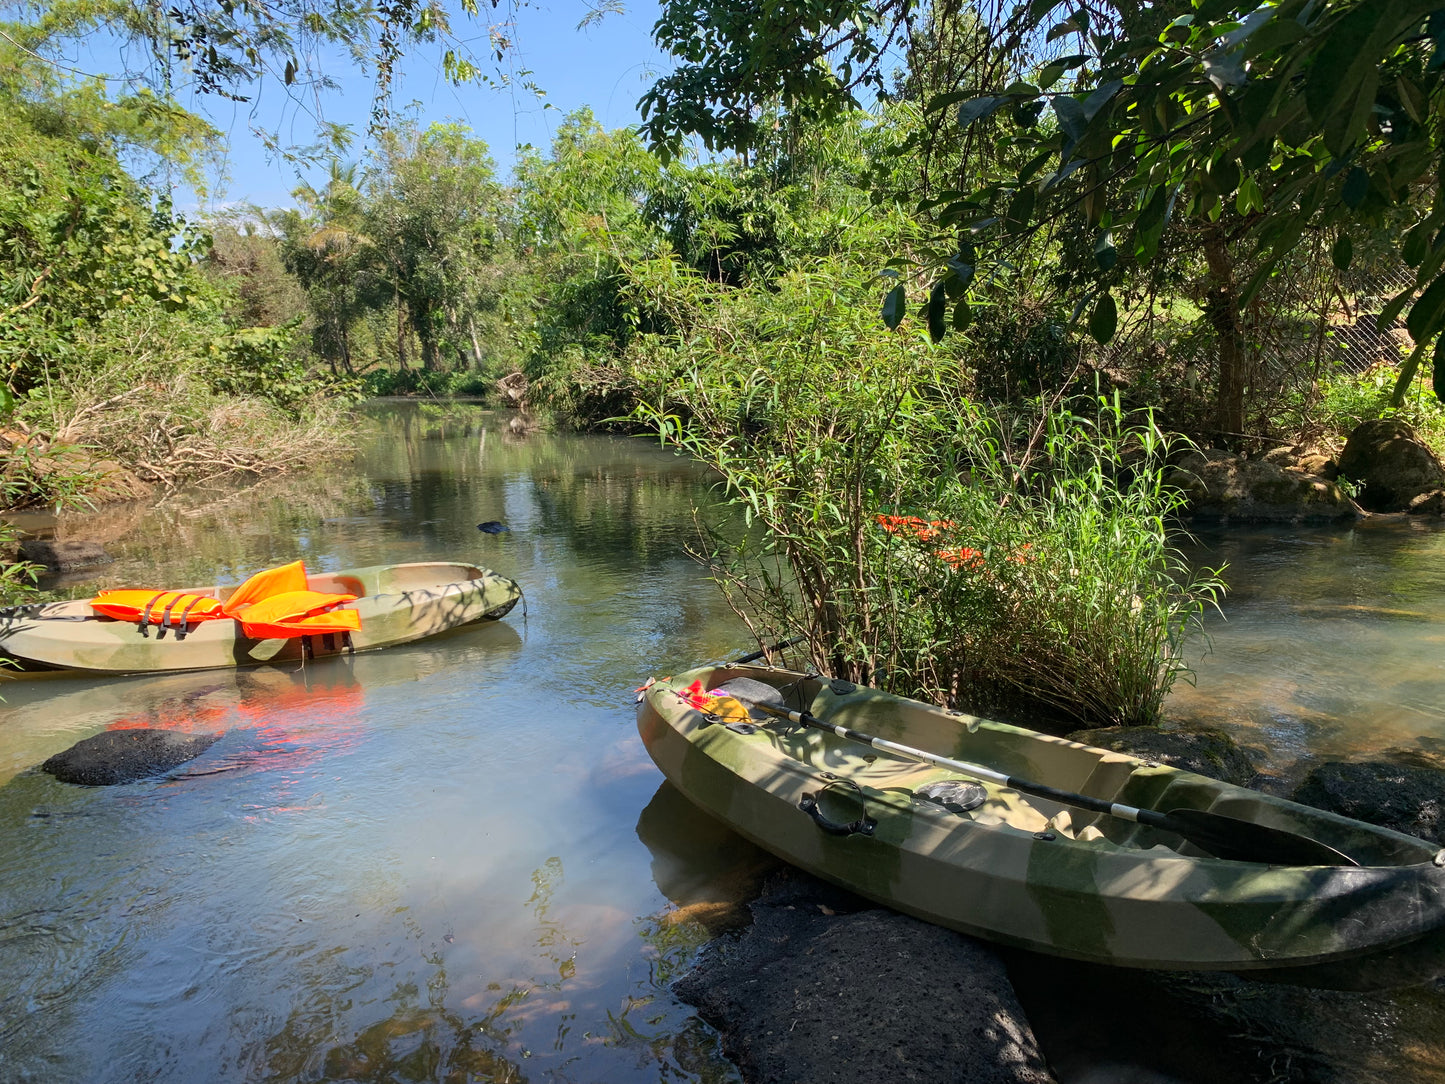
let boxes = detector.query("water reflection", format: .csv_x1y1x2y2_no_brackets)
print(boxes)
11,405,1445,1084
0,403,748,1084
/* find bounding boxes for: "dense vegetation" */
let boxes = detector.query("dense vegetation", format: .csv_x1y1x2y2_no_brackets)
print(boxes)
3,0,1441,722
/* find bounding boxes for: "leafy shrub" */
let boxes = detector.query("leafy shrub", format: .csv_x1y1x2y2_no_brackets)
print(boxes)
632,259,1220,729
1275,362,1445,458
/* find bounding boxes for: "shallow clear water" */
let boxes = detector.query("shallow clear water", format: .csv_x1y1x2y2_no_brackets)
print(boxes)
3,403,1445,1083
1172,519,1445,780
0,404,759,1084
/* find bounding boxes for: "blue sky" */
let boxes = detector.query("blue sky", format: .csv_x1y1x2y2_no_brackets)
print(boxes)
61,0,672,209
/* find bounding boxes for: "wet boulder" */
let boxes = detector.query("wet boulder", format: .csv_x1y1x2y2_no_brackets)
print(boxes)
42,728,222,786
1336,418,1445,512
17,539,111,573
1291,752,1445,843
1408,489,1445,515
1065,725,1262,787
1006,952,1445,1083
674,869,1056,1084
1168,448,1356,524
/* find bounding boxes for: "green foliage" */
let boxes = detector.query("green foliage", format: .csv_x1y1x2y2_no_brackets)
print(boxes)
511,111,668,414
636,0,1445,443
0,54,353,496
1284,363,1445,459
630,256,1218,728
207,325,321,411
9,0,491,154
270,126,523,387
360,367,494,398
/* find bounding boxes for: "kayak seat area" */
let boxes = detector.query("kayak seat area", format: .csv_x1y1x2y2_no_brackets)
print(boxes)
307,572,366,597
371,563,484,594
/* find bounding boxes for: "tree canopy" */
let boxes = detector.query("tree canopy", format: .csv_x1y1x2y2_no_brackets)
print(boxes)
642,0,1445,433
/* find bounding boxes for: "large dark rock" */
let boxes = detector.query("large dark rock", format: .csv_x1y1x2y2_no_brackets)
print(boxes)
1291,753,1445,843
1168,448,1356,524
1336,418,1445,512
1007,952,1445,1083
674,870,1056,1084
17,538,111,572
42,728,222,785
1066,725,1261,787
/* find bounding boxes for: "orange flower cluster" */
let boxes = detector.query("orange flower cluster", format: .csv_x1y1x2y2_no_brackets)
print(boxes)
875,514,1033,572
935,546,985,570
874,514,953,541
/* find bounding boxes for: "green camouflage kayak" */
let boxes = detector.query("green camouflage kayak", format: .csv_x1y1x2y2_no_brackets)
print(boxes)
637,663,1445,972
0,562,521,676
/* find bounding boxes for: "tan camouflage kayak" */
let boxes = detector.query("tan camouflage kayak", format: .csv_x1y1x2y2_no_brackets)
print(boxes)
637,663,1445,972
0,562,521,676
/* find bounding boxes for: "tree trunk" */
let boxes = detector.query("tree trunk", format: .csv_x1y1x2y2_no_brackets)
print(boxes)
468,315,483,369
1202,227,1248,447
340,322,354,375
395,288,408,370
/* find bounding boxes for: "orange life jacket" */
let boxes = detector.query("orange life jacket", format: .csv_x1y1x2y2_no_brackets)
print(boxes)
90,590,227,639
89,560,360,641
217,560,360,638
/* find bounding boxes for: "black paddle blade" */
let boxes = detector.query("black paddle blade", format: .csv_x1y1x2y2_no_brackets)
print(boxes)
1160,808,1359,867
717,677,791,715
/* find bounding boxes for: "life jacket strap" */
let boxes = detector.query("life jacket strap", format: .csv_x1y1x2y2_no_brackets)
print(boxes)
172,595,207,641
136,592,170,638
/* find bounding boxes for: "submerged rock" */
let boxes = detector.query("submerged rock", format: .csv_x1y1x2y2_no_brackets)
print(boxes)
42,728,222,786
1291,753,1445,843
17,539,112,573
1006,952,1445,1084
1065,725,1262,787
1336,418,1445,512
674,869,1055,1084
1168,448,1356,524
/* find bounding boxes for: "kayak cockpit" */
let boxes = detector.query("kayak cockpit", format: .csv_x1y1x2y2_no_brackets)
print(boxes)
702,665,1441,870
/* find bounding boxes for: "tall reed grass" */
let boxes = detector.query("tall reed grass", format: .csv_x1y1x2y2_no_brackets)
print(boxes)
630,258,1221,729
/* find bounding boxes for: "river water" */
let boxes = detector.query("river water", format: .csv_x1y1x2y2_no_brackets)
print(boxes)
0,402,1443,1084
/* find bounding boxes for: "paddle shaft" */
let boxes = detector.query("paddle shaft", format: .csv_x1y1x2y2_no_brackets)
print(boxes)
749,701,1356,865
764,704,1177,829
733,635,806,664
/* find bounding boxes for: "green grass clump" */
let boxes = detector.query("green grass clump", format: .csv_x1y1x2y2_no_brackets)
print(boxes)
631,259,1220,730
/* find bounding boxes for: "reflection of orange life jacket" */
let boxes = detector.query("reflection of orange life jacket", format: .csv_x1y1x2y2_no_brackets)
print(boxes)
89,560,361,640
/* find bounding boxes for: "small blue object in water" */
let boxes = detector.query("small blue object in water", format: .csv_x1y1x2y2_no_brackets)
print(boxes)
477,521,510,534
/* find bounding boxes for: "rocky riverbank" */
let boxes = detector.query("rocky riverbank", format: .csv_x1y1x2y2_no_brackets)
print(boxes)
663,730,1445,1084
